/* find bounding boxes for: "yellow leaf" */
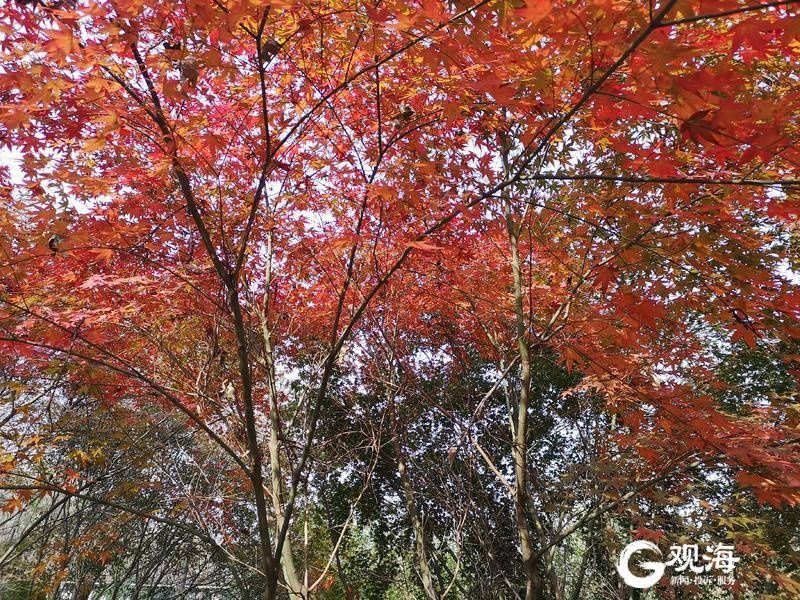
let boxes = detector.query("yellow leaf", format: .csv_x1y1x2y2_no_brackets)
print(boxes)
83,137,106,151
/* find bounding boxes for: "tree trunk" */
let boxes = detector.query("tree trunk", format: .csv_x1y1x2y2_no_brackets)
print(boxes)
71,579,93,600
260,232,305,599
505,199,543,600
228,289,278,600
391,412,438,600
263,320,304,598
569,538,591,600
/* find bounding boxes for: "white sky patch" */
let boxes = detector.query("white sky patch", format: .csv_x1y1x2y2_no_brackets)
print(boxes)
0,146,24,185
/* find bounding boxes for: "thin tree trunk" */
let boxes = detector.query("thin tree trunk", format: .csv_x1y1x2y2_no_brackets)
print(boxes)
71,578,93,600
569,538,591,600
263,318,304,598
259,231,303,598
228,290,277,600
532,512,561,600
505,199,542,600
391,408,438,600
324,503,355,600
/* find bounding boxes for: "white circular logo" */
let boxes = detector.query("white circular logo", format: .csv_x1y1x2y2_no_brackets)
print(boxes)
617,540,665,589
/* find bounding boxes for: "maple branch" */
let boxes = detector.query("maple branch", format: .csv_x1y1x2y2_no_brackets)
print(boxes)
273,0,493,158
0,327,250,476
0,478,262,579
531,453,711,561
100,66,159,123
658,0,800,27
0,494,71,569
130,44,166,115
594,90,800,174
129,43,232,285
345,0,683,277
226,285,278,582
519,173,800,187
0,483,216,545
274,189,371,562
504,0,680,185
375,63,384,157
283,52,371,180
5,243,225,311
128,46,276,583
233,7,275,281
517,191,771,341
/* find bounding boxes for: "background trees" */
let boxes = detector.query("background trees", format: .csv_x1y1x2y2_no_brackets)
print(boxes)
1,0,799,597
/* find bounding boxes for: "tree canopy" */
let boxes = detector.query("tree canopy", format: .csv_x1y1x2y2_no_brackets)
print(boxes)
1,0,799,598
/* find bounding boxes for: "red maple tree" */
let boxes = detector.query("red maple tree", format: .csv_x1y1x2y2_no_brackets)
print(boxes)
1,0,799,598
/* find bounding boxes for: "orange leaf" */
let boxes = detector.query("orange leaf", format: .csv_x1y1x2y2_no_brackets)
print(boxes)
44,29,77,57
406,240,444,252
516,0,552,23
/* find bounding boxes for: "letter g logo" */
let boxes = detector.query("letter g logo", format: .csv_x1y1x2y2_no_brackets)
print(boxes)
617,540,665,589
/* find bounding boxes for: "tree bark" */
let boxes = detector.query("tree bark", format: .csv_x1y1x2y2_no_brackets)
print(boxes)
262,315,304,598
391,409,438,600
228,290,277,600
505,199,543,600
